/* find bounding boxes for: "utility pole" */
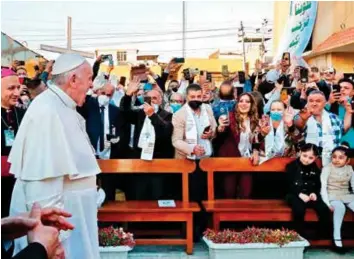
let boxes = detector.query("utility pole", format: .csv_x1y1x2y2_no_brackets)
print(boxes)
239,21,246,71
40,16,94,58
67,16,72,50
182,2,186,58
260,18,268,63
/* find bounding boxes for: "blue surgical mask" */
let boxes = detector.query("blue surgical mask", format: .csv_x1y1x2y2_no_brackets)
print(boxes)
270,111,283,121
137,95,144,104
170,103,182,113
143,83,153,91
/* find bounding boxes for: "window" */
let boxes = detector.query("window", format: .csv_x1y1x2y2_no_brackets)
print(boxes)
117,51,127,62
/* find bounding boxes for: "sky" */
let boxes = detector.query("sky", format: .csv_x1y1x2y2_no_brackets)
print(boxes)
1,1,274,61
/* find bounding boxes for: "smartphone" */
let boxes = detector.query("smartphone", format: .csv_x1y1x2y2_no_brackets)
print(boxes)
119,76,126,86
144,96,152,105
332,84,341,93
238,71,246,84
203,126,211,134
351,100,354,110
183,68,191,80
173,57,185,63
207,72,212,82
200,70,204,76
277,75,287,84
222,65,229,77
102,54,113,61
236,86,244,97
300,68,309,83
282,52,291,66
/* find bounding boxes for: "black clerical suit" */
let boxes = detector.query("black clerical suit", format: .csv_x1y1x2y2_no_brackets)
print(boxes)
1,107,26,218
120,94,174,200
2,242,47,259
77,95,130,200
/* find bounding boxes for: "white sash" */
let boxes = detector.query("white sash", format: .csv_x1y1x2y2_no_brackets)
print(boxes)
138,116,156,161
238,119,252,157
305,110,334,166
185,104,212,160
265,119,286,158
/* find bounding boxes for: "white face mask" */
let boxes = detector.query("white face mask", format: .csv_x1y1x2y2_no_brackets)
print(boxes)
98,95,109,107
87,89,93,96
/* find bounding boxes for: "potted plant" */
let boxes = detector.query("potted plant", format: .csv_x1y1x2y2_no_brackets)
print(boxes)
98,226,135,259
203,227,309,259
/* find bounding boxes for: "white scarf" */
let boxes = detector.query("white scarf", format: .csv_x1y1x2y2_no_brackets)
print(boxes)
138,116,156,161
265,119,286,158
185,104,212,160
305,110,334,166
238,119,252,157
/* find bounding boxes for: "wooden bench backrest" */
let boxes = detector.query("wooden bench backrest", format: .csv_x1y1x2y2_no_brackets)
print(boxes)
98,159,196,202
199,157,354,200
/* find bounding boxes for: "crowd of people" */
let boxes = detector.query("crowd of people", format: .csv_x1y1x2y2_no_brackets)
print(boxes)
1,53,354,257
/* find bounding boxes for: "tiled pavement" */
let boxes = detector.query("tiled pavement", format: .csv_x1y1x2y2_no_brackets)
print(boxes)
128,243,354,259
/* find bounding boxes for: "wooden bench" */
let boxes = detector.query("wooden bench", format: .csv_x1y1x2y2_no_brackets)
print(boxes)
200,157,354,247
97,159,200,254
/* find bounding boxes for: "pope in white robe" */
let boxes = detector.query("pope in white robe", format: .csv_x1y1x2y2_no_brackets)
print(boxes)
9,53,101,259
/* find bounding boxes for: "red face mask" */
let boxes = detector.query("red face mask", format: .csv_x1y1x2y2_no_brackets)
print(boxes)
19,77,24,84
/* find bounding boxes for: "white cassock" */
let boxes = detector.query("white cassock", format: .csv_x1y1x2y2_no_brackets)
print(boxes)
9,83,101,259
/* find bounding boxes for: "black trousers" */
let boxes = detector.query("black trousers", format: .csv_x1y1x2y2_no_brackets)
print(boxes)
287,194,331,237
1,176,15,218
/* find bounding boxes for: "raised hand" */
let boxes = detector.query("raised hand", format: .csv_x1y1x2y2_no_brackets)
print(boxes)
126,76,140,96
283,107,295,127
27,203,61,259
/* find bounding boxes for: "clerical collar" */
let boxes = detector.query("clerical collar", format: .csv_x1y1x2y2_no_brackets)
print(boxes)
48,83,77,110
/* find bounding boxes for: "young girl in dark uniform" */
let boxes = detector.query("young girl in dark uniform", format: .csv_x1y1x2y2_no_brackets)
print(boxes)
285,143,331,237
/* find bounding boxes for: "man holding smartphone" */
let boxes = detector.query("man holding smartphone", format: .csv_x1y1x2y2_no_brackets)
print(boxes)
327,78,354,148
120,77,174,199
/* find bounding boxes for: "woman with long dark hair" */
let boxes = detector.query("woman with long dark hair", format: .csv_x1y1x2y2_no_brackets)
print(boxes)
213,92,261,198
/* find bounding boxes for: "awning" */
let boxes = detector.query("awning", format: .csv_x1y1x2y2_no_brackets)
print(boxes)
303,27,354,58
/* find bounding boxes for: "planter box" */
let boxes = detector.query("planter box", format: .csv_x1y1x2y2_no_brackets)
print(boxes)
99,246,133,259
203,236,309,259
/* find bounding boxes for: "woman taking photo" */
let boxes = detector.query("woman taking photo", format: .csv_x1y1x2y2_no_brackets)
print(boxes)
214,92,261,198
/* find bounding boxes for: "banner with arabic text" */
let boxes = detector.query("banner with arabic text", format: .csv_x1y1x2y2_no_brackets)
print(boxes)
275,1,318,62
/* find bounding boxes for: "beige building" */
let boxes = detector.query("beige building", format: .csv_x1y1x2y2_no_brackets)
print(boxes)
273,1,354,73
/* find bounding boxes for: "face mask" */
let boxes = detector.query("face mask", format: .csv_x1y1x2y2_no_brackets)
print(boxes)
98,95,109,107
137,95,144,105
188,100,202,110
87,89,93,96
270,111,283,121
153,104,159,113
143,83,153,91
170,103,182,113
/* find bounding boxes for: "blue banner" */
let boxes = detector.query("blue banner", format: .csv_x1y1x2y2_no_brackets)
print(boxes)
275,1,318,62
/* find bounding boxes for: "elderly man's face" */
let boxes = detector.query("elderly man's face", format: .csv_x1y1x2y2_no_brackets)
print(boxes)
307,93,326,115
1,75,20,108
72,62,93,107
99,84,115,99
146,89,162,105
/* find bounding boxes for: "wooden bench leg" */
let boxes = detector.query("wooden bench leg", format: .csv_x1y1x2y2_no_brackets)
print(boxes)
186,213,193,255
213,213,220,232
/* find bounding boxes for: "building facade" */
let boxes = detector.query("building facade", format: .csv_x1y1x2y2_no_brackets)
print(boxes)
273,1,354,73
